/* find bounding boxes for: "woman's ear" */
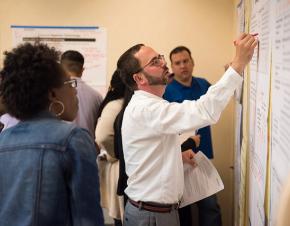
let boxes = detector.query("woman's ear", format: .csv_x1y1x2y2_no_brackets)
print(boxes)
48,89,57,102
48,89,65,117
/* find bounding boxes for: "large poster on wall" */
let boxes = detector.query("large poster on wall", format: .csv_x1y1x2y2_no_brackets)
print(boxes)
11,25,107,93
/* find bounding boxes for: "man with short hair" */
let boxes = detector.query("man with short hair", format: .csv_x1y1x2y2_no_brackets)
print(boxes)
61,50,103,139
164,46,222,226
116,34,257,226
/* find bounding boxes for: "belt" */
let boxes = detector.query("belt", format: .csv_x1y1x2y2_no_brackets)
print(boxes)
128,198,179,213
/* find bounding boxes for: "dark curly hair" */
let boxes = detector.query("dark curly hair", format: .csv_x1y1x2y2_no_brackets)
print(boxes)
0,43,64,120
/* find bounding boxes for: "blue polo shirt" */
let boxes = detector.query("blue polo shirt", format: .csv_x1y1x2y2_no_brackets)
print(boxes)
163,76,214,159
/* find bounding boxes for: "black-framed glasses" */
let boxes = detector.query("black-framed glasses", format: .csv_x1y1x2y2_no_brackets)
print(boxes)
64,79,77,88
137,54,165,72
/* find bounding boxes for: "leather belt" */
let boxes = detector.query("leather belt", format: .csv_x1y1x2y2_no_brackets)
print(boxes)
128,198,179,213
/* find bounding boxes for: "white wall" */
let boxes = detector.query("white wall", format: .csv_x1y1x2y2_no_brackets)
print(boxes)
0,0,236,225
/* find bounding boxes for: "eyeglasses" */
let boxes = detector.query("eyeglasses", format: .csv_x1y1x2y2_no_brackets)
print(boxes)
64,79,77,88
137,54,165,72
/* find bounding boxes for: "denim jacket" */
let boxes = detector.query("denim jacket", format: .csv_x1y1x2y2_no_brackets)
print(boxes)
0,113,104,226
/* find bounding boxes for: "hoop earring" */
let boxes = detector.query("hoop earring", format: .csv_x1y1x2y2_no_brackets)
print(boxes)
49,100,65,117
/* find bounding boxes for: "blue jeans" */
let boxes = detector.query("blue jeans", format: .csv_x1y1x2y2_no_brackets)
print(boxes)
178,194,222,226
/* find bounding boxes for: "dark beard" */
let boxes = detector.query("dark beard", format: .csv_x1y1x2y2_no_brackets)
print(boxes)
142,71,167,86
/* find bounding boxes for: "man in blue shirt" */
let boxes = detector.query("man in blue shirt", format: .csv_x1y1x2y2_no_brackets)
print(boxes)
164,46,222,226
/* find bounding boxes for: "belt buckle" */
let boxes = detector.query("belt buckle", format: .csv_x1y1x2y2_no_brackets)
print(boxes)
176,200,181,209
138,201,143,210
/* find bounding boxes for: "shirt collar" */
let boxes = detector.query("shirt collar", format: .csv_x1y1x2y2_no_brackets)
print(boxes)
26,111,58,122
171,77,199,89
134,90,164,100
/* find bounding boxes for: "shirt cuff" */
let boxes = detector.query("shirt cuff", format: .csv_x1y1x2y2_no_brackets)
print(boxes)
216,66,244,91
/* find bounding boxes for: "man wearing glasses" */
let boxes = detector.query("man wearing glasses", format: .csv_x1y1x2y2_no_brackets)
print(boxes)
61,50,103,140
116,33,258,226
164,46,222,226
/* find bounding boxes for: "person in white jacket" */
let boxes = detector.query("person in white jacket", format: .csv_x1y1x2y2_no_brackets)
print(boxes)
95,71,129,226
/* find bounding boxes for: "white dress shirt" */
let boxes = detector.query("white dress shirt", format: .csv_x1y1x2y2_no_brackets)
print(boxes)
73,77,103,139
122,67,243,204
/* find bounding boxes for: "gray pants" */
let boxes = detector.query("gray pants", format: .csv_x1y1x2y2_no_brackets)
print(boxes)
124,201,180,226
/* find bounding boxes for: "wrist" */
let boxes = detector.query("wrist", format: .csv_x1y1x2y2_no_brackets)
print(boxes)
231,61,245,75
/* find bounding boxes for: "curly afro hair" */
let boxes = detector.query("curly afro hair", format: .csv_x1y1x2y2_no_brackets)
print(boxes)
0,43,64,120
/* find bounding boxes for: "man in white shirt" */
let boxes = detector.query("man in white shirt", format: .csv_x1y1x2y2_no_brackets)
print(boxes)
61,50,103,140
116,33,258,226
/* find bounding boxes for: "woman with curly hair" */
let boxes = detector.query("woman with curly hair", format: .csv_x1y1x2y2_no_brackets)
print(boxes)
0,43,104,226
